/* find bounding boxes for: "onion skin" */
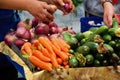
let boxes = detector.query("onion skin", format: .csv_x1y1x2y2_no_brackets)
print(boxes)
49,34,63,40
13,38,25,49
49,21,58,28
35,23,49,35
22,30,31,40
16,26,27,38
4,32,18,47
32,18,39,27
17,21,26,28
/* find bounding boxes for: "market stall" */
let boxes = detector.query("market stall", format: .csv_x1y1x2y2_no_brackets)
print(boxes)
1,0,120,80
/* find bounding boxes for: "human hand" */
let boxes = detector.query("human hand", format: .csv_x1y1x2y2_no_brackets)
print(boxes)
103,2,116,27
26,0,57,23
48,0,75,15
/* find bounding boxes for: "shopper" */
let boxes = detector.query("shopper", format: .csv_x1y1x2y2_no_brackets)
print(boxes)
0,0,74,42
83,0,120,27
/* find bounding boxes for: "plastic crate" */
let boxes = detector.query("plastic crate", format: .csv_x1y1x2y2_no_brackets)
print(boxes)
80,16,103,32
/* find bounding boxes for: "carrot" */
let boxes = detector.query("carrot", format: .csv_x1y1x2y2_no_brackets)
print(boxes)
29,55,52,72
59,39,70,49
50,54,59,68
21,42,32,56
38,37,56,57
51,39,61,50
63,60,68,66
64,65,70,69
56,57,63,65
55,39,70,52
32,50,51,62
41,47,51,58
51,44,68,61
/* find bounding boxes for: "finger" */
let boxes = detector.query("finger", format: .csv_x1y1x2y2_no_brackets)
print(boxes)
56,0,65,6
47,5,57,14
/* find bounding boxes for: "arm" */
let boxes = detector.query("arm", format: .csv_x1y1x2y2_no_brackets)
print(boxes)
40,0,75,15
100,0,116,27
0,0,57,23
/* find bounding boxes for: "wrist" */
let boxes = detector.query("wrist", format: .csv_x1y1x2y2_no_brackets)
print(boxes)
100,0,113,7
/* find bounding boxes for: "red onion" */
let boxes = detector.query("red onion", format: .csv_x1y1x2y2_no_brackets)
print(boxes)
49,34,63,40
32,17,39,27
35,22,49,35
49,21,58,28
13,38,25,49
17,21,26,28
22,30,31,40
16,26,27,38
30,28,35,39
4,31,18,47
64,3,70,10
49,26,59,34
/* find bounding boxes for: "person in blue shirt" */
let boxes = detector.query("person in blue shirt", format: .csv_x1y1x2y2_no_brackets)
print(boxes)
0,0,74,42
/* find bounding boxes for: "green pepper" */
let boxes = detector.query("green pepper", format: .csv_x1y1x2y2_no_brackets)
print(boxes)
62,31,78,46
72,0,79,7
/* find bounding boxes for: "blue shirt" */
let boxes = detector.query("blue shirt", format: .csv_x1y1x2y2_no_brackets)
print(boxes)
0,9,20,42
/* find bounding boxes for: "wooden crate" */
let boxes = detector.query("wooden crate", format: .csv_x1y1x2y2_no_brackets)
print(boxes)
1,42,120,80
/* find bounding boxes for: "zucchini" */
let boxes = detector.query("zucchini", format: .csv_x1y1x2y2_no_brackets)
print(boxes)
76,45,90,56
94,25,108,35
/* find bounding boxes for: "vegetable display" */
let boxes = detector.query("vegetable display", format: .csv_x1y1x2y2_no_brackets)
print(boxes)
4,18,120,72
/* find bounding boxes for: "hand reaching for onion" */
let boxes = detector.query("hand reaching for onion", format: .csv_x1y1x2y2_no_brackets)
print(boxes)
41,0,75,15
26,1,57,23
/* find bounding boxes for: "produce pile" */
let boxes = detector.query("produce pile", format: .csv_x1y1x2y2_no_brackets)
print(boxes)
4,18,120,72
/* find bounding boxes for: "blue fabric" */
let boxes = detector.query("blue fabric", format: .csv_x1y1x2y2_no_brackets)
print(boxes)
0,10,20,42
0,53,26,80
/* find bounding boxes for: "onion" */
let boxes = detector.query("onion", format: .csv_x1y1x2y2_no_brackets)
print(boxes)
49,21,58,28
17,21,26,28
16,26,27,38
4,31,18,47
35,22,49,35
49,34,63,40
22,30,31,40
64,3,70,10
63,27,76,34
49,26,59,34
32,17,39,27
13,38,25,49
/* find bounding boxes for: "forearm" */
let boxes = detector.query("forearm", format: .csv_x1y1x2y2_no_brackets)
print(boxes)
0,0,33,10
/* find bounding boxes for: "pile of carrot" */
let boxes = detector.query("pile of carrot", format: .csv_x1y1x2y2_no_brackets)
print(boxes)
21,36,71,72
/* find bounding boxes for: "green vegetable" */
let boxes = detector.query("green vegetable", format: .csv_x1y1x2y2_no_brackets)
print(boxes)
108,40,116,48
76,45,90,56
94,25,108,35
72,0,79,7
89,27,99,33
94,59,101,67
84,42,99,54
69,55,79,68
75,53,86,67
85,54,94,65
75,32,84,41
95,53,104,61
101,59,108,66
62,31,78,46
102,34,112,42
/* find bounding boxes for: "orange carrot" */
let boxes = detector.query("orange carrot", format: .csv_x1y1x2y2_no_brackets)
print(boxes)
63,60,68,66
54,39,70,52
29,55,52,72
56,57,63,65
38,37,56,57
64,65,70,69
32,50,51,62
41,47,51,58
50,54,59,68
59,39,70,49
21,42,32,56
51,44,68,61
51,39,61,50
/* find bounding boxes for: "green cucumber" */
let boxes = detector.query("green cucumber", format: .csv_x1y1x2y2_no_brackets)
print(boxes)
94,25,108,35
